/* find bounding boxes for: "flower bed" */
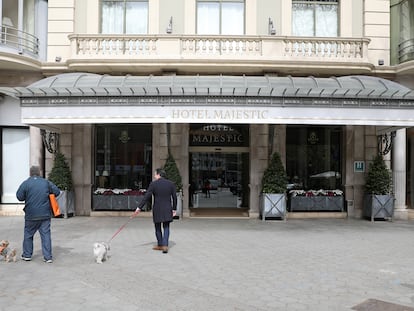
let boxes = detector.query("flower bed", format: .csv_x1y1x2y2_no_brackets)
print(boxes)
93,188,150,211
289,189,344,212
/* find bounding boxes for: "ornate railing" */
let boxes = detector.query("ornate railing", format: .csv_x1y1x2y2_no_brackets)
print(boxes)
69,34,370,62
0,25,39,55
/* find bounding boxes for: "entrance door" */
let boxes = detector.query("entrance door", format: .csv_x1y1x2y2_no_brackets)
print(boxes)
189,147,249,209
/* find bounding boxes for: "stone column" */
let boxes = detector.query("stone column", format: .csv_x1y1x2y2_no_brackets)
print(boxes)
393,129,407,220
29,126,44,172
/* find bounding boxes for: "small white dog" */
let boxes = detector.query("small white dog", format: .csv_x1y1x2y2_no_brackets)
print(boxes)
93,242,110,264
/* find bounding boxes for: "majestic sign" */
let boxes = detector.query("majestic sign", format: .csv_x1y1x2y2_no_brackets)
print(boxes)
189,124,249,147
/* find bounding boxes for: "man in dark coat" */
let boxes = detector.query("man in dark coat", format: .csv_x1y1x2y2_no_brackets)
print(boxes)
136,168,177,253
16,166,60,263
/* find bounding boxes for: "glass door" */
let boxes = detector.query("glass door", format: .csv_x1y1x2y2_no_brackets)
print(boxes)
189,149,249,209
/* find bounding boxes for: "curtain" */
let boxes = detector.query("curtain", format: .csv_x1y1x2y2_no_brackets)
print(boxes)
2,128,30,203
102,2,124,34
197,2,220,34
221,2,244,35
126,1,148,34
292,2,337,37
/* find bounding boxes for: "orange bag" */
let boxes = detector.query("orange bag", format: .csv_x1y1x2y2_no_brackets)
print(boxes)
49,194,61,217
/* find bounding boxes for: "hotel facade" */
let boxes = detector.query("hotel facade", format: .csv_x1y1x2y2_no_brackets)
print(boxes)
1,0,414,219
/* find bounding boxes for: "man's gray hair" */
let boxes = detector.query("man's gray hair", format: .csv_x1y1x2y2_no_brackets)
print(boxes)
30,166,40,176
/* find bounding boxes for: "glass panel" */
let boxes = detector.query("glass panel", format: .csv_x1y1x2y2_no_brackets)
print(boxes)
292,3,314,36
286,126,342,191
197,2,220,34
292,1,338,36
190,152,249,208
2,128,30,203
102,1,124,34
23,0,35,35
94,124,152,191
126,1,148,34
315,3,337,37
221,2,244,35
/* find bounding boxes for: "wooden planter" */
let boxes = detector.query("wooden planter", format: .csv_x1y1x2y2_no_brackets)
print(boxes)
289,196,344,212
259,193,287,221
363,194,394,222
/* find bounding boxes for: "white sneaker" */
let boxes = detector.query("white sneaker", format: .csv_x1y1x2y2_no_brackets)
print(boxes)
20,255,32,261
43,258,53,263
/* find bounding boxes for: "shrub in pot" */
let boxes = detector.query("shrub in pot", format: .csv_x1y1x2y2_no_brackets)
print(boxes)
363,154,394,221
163,153,183,218
260,152,288,220
48,152,75,218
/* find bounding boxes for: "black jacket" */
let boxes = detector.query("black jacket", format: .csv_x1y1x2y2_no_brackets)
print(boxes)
138,177,177,223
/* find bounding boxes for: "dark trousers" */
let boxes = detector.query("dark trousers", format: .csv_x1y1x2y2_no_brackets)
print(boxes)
154,222,170,246
23,218,52,260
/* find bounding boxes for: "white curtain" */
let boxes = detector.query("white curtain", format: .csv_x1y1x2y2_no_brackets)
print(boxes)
2,128,30,203
292,2,337,37
197,1,244,35
126,1,148,34
102,2,124,34
197,2,220,34
221,2,244,35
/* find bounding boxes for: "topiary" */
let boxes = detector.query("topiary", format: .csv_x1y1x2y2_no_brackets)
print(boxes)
365,154,392,195
163,153,182,192
48,152,73,191
261,152,288,193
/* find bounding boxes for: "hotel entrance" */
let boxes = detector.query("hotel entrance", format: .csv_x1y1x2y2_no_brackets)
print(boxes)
188,124,250,216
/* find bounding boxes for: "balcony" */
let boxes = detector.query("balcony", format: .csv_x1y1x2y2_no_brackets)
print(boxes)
68,34,372,76
0,25,40,72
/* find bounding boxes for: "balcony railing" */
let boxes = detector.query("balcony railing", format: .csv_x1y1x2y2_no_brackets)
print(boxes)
398,39,414,64
69,34,370,62
0,25,39,55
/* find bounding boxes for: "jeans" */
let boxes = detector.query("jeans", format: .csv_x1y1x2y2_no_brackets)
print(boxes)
23,218,52,260
154,222,170,246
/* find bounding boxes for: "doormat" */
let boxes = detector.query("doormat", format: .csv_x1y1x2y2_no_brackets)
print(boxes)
352,299,414,311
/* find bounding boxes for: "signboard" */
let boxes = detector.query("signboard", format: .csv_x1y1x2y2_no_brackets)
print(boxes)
354,161,365,172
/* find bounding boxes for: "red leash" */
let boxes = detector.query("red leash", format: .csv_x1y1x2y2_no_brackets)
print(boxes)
108,210,140,244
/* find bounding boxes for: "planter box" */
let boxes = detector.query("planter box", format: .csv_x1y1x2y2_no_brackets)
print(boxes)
93,195,151,211
363,194,394,222
259,193,287,221
289,196,344,212
56,190,75,218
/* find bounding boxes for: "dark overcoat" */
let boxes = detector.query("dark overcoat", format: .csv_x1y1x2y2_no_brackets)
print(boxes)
138,177,177,223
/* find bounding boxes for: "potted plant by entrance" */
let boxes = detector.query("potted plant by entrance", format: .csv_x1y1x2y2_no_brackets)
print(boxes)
164,153,183,219
48,152,75,218
259,152,288,221
363,154,394,222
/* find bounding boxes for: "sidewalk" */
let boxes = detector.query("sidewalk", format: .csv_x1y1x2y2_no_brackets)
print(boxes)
1,216,414,311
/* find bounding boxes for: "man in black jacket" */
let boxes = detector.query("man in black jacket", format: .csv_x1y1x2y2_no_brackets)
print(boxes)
136,168,177,253
16,166,60,263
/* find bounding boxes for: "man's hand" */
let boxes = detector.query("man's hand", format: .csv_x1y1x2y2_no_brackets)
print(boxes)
172,210,177,217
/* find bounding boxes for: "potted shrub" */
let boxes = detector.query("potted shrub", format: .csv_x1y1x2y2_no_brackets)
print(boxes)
363,154,394,222
163,153,183,219
259,152,288,221
48,152,75,218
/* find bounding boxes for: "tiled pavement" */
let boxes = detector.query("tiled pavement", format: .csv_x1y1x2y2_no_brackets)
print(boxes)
1,215,414,311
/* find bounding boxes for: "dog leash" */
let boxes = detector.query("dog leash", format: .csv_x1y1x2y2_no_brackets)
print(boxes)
107,210,140,244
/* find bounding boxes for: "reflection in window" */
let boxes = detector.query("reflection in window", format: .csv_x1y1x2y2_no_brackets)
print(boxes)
94,124,152,190
292,0,338,37
101,0,148,34
197,1,244,35
286,126,342,190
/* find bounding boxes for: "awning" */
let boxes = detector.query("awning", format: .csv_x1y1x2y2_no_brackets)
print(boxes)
1,73,414,126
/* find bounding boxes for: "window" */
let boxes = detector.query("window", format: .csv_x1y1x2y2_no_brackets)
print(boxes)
101,0,148,34
286,126,342,190
94,124,152,190
197,1,244,35
292,0,338,37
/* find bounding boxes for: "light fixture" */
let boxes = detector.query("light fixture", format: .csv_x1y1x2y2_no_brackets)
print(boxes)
102,170,109,177
119,130,130,143
55,56,62,62
40,129,59,154
166,16,173,34
268,17,276,35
